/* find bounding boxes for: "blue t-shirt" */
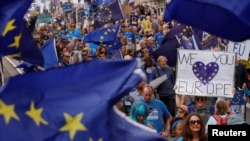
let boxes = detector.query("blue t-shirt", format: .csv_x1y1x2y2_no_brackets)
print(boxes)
154,32,164,47
134,99,171,133
176,137,183,141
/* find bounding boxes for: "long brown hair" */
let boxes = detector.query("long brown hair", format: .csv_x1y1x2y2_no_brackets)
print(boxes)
182,113,208,141
215,100,231,115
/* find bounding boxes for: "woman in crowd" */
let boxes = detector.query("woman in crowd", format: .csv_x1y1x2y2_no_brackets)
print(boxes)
177,113,208,141
205,99,232,133
176,95,213,125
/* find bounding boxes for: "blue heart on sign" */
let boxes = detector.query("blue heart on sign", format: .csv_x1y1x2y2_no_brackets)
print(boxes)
192,61,219,85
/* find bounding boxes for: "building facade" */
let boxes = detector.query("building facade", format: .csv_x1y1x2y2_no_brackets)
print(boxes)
133,0,170,16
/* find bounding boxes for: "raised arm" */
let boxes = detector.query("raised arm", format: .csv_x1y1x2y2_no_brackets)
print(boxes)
175,94,188,113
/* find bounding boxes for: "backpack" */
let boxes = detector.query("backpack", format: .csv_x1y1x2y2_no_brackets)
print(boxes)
213,114,231,125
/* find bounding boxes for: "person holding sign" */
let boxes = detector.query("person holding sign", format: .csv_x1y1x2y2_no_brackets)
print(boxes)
175,95,213,125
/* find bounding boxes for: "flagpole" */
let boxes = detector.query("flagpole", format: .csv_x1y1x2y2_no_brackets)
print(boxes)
76,6,78,24
0,57,4,86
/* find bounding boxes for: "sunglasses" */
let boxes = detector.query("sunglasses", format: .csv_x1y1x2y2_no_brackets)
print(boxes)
195,97,205,101
189,120,201,125
65,56,70,58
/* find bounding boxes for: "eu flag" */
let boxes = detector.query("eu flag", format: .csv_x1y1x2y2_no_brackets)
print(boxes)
41,38,58,69
202,35,218,50
84,23,120,44
0,60,165,141
93,0,124,28
152,24,187,67
191,30,204,50
152,37,180,67
230,90,246,116
180,36,193,50
104,36,122,52
0,0,44,66
152,24,204,67
165,0,250,41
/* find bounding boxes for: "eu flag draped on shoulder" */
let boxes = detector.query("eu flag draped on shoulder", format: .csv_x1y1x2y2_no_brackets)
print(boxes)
165,0,250,41
0,0,44,66
93,0,124,28
0,59,165,141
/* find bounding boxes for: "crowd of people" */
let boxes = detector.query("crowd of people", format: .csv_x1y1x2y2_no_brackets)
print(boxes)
23,1,250,141
116,55,249,141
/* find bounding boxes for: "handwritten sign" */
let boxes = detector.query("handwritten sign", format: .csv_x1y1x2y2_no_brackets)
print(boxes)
37,13,52,23
228,40,250,61
175,49,235,98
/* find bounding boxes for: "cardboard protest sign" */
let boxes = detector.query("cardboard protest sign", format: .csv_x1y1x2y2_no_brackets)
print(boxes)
228,40,250,61
175,49,236,98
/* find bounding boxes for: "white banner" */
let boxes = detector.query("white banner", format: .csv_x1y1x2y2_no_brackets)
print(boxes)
228,40,250,60
175,49,236,98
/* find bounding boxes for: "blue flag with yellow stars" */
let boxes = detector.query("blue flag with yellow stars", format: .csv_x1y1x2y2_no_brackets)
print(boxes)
0,0,44,66
40,38,58,69
230,90,246,116
84,24,122,52
152,24,187,67
0,59,166,141
165,0,250,42
93,0,124,28
84,23,120,44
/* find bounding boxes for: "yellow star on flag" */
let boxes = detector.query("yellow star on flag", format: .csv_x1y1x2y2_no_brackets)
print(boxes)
2,19,16,36
60,112,87,140
0,99,20,124
8,33,22,48
25,101,48,126
89,137,103,141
